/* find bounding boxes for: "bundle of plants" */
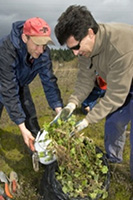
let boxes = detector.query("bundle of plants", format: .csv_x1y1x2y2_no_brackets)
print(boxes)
41,115,109,200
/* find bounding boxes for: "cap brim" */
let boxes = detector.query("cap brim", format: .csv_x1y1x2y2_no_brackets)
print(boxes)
30,36,54,45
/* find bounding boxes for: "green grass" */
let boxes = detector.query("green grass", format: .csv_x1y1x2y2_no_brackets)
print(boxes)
0,60,133,200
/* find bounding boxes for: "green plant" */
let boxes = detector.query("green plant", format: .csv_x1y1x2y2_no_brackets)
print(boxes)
43,115,109,199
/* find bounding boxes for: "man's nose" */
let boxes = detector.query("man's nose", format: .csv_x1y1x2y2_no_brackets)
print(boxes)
72,49,79,56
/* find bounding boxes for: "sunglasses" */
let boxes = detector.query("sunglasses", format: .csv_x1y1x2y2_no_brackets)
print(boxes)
68,42,80,50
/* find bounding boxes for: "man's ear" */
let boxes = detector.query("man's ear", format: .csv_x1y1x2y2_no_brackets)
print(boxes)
21,33,28,43
88,28,95,39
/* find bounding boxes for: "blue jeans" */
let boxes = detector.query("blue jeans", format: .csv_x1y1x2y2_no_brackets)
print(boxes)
105,86,133,179
82,85,133,179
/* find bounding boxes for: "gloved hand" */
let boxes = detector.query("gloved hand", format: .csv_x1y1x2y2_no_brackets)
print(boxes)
50,110,62,125
50,103,76,125
70,118,89,136
60,103,76,121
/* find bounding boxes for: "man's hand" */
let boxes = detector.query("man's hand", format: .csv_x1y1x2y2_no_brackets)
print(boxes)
60,103,76,121
70,118,89,136
50,110,62,125
55,107,62,114
50,103,76,125
84,106,90,113
18,123,35,151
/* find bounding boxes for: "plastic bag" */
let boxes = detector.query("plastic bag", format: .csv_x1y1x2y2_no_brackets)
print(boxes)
39,146,110,200
34,130,57,165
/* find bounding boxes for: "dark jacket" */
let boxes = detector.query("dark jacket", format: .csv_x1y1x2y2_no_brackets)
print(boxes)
0,21,63,125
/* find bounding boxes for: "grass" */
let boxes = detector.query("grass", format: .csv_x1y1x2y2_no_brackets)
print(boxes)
0,59,133,200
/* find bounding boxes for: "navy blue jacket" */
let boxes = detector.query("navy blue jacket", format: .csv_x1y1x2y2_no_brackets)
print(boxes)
0,21,63,125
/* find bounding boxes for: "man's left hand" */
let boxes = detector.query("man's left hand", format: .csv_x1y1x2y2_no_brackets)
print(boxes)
70,118,89,136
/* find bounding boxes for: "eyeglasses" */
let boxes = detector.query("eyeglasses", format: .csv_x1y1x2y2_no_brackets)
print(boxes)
68,42,80,50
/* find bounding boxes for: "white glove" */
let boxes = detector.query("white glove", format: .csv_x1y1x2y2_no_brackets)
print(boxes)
75,118,89,132
60,103,76,121
50,110,62,125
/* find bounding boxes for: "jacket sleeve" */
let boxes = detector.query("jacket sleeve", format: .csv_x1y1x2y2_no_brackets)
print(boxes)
86,53,133,123
39,49,63,110
68,56,96,106
0,53,26,125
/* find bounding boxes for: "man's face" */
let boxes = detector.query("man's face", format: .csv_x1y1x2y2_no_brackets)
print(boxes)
66,28,96,57
23,35,47,59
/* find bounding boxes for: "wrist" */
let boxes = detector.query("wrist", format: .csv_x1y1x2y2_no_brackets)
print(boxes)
55,107,62,114
84,118,89,126
18,122,25,130
18,122,27,135
67,102,76,110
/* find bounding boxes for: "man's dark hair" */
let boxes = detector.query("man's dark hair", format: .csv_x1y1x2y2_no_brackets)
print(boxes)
55,5,99,45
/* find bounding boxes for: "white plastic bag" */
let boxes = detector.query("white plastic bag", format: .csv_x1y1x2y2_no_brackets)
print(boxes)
34,130,56,165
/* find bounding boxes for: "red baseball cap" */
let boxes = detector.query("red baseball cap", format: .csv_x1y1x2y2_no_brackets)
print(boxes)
23,17,54,45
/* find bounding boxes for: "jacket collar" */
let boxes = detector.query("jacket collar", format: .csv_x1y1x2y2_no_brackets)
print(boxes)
89,24,106,58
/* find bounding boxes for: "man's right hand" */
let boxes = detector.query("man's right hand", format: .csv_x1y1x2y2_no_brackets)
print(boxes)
18,123,35,151
60,103,76,121
50,103,76,125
